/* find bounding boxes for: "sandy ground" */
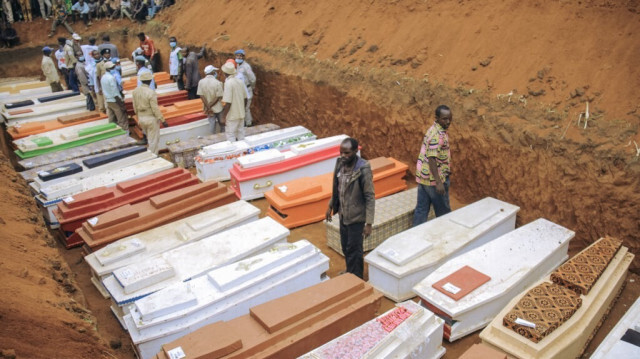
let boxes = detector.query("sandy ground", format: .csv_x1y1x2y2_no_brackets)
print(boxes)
1,0,640,358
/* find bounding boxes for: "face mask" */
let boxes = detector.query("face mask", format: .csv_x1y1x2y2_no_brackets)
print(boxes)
115,66,121,71
169,41,177,48
110,69,119,75
78,56,85,62
235,58,244,64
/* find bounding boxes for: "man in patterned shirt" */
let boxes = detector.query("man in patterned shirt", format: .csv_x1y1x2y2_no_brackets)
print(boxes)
412,105,453,226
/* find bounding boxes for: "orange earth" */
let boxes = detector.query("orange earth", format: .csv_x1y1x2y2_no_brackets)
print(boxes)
1,1,639,358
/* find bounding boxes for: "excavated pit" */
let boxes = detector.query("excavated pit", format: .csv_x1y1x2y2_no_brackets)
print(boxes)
2,2,640,357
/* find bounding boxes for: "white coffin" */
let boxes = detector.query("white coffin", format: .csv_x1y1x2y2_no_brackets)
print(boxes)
300,300,445,359
34,158,174,227
365,197,520,302
413,218,574,341
157,118,210,152
85,200,260,280
7,107,88,127
3,100,87,122
195,126,316,182
124,240,329,359
30,150,157,193
591,296,640,358
231,134,350,200
13,118,111,152
103,217,290,321
1,90,81,111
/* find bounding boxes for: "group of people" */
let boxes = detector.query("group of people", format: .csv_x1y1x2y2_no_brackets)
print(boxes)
1,0,176,38
326,106,453,279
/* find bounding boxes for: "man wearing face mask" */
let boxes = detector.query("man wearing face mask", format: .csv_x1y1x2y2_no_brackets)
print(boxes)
325,137,375,279
412,105,453,226
75,55,95,111
168,36,184,90
91,49,107,113
101,61,128,131
234,49,256,127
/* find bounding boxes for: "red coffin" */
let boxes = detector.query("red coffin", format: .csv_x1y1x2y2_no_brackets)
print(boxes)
124,90,189,116
71,181,237,251
54,168,200,241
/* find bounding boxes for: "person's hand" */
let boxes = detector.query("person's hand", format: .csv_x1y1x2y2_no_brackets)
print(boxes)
219,116,226,125
325,208,333,222
364,224,372,237
436,182,446,195
162,121,169,128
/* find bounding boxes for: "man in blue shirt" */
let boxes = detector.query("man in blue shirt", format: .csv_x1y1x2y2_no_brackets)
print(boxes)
101,61,128,131
71,0,92,28
135,56,156,90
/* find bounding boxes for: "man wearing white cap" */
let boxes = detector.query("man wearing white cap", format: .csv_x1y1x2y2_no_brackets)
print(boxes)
132,71,168,154
220,61,247,141
101,61,128,131
234,49,256,127
197,65,224,134
41,47,63,93
135,55,156,90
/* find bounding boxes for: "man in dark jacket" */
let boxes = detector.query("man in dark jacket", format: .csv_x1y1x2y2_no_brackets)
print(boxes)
181,43,206,99
326,137,375,279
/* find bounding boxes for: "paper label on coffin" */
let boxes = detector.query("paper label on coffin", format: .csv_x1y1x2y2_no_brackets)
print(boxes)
432,265,491,301
97,238,146,266
378,237,433,266
114,258,176,294
237,149,285,168
290,134,348,155
86,201,260,278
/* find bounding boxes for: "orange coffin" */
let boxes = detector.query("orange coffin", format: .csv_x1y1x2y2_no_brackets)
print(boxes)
122,72,172,91
73,181,236,250
156,274,383,359
265,157,408,229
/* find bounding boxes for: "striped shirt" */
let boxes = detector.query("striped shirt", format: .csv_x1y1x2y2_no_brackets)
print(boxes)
415,121,450,186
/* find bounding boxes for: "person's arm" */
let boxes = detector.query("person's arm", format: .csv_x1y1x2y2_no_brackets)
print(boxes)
148,39,157,58
360,164,376,237
325,160,340,222
196,43,206,59
149,93,167,126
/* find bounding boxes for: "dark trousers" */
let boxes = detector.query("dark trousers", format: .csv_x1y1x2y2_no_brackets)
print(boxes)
60,68,70,89
187,87,198,100
67,67,79,92
340,220,365,279
85,93,95,111
176,75,184,90
412,177,451,227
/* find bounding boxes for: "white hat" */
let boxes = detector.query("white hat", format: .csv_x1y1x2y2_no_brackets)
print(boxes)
204,65,218,74
221,62,236,75
104,61,115,70
72,33,82,41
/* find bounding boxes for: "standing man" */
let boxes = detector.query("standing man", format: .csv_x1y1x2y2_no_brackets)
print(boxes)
182,43,206,100
132,71,167,154
197,65,224,134
137,32,157,72
135,56,155,89
75,56,95,111
101,61,128,131
54,40,69,89
220,61,247,141
412,105,453,226
41,46,64,92
98,34,119,59
62,36,79,92
49,0,74,37
325,137,375,279
91,49,106,113
168,36,183,90
234,49,256,127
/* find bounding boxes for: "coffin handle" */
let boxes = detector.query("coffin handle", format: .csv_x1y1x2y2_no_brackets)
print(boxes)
253,180,273,190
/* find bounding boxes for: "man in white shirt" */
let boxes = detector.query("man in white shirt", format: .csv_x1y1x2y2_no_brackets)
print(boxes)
101,61,128,131
234,49,256,126
220,61,247,141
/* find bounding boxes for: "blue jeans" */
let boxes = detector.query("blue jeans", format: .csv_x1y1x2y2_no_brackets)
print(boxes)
67,68,79,92
412,177,451,227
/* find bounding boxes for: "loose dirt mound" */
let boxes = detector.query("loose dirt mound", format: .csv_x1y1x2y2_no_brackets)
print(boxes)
0,153,113,359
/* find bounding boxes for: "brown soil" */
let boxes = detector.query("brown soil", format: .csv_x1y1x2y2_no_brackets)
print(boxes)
1,1,640,358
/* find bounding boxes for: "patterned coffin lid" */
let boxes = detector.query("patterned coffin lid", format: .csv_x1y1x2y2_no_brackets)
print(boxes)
550,236,622,295
503,282,582,343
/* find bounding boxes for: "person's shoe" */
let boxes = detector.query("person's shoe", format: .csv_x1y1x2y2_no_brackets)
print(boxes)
87,22,92,26
47,32,54,38
135,139,148,146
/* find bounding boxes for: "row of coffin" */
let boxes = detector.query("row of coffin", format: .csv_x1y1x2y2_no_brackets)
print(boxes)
2,76,636,359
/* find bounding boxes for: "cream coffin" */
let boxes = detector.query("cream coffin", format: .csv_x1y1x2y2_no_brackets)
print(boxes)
124,240,329,359
195,126,315,182
299,300,446,359
34,157,174,227
85,200,260,284
591,296,640,358
157,118,210,152
480,244,634,359
102,217,290,323
230,134,350,200
413,218,574,341
365,197,520,302
13,118,111,152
